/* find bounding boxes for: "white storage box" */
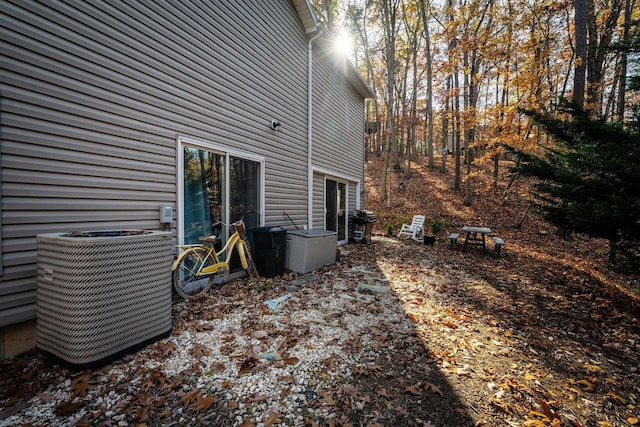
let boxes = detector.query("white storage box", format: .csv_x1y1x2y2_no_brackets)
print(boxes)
36,230,173,368
285,229,337,273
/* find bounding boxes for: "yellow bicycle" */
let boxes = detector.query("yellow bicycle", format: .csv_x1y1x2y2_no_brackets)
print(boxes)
172,218,260,299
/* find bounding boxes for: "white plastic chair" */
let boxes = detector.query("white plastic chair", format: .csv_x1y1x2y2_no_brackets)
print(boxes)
397,215,426,242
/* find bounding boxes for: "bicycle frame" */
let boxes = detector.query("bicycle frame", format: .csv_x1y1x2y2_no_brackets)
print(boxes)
172,223,249,278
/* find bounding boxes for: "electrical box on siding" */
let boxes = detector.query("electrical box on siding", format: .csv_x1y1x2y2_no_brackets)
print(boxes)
160,206,173,224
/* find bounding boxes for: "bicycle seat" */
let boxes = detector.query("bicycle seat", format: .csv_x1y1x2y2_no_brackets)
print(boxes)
198,236,218,243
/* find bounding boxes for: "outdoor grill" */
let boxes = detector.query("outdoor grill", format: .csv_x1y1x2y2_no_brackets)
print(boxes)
351,210,377,243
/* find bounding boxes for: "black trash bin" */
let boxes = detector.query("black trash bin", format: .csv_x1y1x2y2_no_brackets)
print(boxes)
250,226,286,278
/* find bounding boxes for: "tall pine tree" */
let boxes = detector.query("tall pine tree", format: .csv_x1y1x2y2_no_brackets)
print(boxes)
516,104,639,263
513,31,640,268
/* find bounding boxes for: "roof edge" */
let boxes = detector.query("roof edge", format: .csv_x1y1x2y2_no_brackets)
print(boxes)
342,58,375,99
292,0,374,100
292,0,320,34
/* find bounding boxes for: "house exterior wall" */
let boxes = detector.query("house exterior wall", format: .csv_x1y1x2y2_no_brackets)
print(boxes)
349,184,358,227
312,55,365,183
0,0,368,338
310,51,365,231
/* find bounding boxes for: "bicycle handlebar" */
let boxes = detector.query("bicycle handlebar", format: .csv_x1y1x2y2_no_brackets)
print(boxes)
210,211,257,229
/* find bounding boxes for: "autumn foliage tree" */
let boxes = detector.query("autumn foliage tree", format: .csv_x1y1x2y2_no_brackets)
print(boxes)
511,16,640,267
310,0,639,260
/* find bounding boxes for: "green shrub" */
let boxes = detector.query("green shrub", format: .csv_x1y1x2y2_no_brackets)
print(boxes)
427,219,448,235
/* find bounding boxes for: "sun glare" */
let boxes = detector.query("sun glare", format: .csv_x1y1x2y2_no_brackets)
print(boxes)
333,29,353,57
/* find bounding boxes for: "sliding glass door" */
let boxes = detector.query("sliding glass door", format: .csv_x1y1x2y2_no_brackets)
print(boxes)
326,178,347,244
182,144,261,269
183,147,224,245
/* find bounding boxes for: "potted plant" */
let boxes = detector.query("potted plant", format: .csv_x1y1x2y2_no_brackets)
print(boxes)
424,219,445,245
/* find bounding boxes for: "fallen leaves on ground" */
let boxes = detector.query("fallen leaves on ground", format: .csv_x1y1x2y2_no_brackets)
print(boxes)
0,156,638,426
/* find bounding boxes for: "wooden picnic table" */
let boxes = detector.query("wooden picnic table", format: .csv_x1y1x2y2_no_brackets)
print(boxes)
461,226,491,251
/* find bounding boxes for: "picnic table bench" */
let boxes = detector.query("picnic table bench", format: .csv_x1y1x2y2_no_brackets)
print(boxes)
461,226,491,250
448,226,505,257
448,233,460,249
492,237,505,257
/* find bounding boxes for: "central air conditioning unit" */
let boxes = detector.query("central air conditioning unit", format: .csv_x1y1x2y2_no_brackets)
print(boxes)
36,230,173,369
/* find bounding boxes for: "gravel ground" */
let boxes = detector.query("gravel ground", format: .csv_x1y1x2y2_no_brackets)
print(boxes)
2,240,451,426
1,236,638,427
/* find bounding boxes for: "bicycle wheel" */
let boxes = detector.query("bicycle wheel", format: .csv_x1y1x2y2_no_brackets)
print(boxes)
172,247,215,299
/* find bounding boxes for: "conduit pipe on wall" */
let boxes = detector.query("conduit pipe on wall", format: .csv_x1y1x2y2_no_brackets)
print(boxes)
307,30,322,230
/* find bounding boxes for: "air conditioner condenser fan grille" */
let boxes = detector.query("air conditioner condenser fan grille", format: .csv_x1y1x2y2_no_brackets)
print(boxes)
36,231,173,368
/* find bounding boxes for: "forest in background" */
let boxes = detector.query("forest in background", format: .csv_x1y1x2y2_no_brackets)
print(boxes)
311,0,638,191
311,0,639,267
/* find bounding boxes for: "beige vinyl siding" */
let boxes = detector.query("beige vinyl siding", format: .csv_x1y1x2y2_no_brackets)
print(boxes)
312,173,325,229
0,0,314,326
311,54,365,183
348,184,357,214
308,45,366,233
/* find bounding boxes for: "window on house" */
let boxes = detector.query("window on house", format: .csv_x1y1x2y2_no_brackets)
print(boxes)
181,143,261,269
183,147,225,246
326,178,347,244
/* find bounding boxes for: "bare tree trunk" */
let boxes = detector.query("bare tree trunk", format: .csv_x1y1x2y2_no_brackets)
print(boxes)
605,62,620,120
617,0,631,122
407,55,418,178
453,70,461,192
410,42,419,163
574,0,587,108
494,85,508,191
399,3,422,169
447,0,461,191
349,3,381,160
380,0,399,203
463,49,472,205
586,0,623,116
515,203,531,229
561,5,575,100
441,77,450,174
419,0,435,168
316,0,337,32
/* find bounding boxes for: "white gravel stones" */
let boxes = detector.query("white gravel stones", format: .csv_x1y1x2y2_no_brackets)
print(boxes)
1,264,408,426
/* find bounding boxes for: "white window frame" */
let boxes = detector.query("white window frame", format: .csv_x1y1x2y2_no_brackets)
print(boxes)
323,176,349,245
176,135,265,245
313,166,362,212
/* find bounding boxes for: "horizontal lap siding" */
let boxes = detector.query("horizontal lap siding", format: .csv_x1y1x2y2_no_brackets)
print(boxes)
310,54,365,231
0,0,309,326
313,173,325,229
312,55,365,183
349,184,357,214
